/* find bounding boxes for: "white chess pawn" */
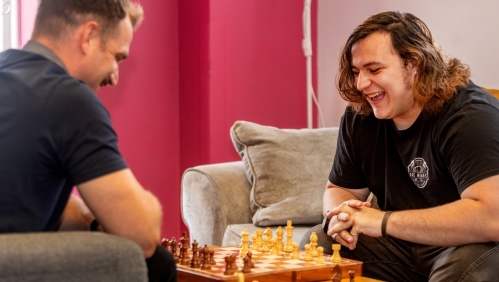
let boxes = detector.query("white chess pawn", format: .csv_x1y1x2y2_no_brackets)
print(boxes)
291,242,300,259
303,244,313,261
251,234,259,251
270,238,280,255
316,246,325,264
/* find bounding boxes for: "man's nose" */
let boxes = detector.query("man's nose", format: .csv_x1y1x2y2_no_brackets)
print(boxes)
110,70,119,87
356,71,370,92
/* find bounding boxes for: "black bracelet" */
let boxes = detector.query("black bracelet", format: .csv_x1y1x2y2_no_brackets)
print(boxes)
90,219,99,231
322,212,331,234
381,211,392,238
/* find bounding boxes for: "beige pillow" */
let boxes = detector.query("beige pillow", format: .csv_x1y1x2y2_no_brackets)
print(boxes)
230,121,338,226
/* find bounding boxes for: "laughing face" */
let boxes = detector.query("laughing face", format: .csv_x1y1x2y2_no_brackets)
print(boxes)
351,31,421,130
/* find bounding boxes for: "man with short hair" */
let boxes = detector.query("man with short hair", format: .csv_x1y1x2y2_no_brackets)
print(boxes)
300,11,499,281
0,0,176,281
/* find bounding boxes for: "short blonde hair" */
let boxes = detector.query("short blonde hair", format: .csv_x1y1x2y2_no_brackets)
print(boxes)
33,0,144,40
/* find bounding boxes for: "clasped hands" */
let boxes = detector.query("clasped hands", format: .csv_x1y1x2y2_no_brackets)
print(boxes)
324,200,379,250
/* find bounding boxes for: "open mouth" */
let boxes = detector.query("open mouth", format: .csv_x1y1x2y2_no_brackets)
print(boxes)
366,91,385,101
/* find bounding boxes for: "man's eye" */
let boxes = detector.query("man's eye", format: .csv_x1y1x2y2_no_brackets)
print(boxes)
370,68,380,73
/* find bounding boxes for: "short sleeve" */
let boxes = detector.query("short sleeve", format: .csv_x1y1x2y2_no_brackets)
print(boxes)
439,102,499,194
47,80,128,185
329,108,368,189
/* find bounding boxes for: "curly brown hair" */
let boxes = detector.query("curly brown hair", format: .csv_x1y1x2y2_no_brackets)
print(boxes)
337,11,470,116
32,0,144,42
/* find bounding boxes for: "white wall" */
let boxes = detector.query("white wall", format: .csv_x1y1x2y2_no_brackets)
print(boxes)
318,0,499,127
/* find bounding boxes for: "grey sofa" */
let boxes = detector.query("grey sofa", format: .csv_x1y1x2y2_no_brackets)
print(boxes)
181,121,339,247
0,231,147,282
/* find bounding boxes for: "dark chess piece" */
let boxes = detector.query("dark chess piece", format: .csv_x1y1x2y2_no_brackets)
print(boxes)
190,240,200,268
241,256,251,274
170,238,179,263
209,249,216,266
179,233,190,265
331,264,342,282
201,245,212,270
160,238,170,252
224,254,236,275
349,270,355,282
246,251,255,268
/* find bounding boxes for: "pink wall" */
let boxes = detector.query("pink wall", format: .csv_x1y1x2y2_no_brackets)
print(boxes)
179,0,317,172
98,0,181,239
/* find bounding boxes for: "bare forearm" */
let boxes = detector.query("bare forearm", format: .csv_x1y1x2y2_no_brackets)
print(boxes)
323,182,370,215
387,199,499,246
323,188,359,214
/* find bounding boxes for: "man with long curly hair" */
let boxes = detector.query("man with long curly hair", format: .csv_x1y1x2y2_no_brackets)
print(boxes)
300,11,499,281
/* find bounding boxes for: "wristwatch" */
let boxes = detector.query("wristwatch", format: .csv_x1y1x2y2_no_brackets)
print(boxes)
322,212,331,234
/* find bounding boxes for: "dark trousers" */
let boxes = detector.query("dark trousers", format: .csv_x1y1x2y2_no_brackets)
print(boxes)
300,224,499,282
146,245,177,282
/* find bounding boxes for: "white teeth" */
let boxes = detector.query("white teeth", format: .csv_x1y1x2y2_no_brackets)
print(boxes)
367,91,383,99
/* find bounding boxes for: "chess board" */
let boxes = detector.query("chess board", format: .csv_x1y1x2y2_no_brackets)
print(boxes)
176,246,362,282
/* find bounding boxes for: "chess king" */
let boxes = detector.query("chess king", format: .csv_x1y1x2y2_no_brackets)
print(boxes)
300,10,499,282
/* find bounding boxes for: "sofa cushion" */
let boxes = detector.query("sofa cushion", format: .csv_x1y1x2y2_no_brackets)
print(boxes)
230,121,338,226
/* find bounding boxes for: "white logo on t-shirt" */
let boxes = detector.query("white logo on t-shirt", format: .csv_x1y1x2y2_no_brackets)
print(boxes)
408,157,429,188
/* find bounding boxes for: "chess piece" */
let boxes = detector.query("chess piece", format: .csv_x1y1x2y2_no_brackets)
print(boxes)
201,245,212,270
310,232,318,257
251,234,259,251
256,230,264,250
303,244,313,261
240,229,250,257
241,256,251,273
291,242,300,259
224,254,236,275
270,238,280,255
331,265,342,282
180,232,190,265
190,240,200,268
348,270,356,282
246,251,255,268
160,238,170,252
261,235,270,252
264,227,273,240
315,246,325,264
209,249,216,266
170,237,179,263
284,220,294,253
331,244,342,263
276,226,284,251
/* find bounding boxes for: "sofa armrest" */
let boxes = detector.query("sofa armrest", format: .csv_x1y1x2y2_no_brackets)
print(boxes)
0,232,147,282
181,161,252,246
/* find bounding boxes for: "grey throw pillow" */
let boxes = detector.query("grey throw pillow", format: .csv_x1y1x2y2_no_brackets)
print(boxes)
230,121,338,226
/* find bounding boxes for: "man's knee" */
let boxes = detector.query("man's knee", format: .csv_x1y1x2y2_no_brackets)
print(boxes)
299,224,335,255
146,245,177,282
430,242,499,282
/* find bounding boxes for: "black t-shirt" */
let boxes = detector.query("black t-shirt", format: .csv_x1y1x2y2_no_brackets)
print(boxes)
0,49,128,232
330,82,499,211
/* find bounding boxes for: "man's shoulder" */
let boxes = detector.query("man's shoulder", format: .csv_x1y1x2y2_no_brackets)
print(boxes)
452,82,499,111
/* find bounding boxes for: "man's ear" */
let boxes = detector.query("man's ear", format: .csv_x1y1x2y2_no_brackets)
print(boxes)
79,21,100,55
405,58,418,76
